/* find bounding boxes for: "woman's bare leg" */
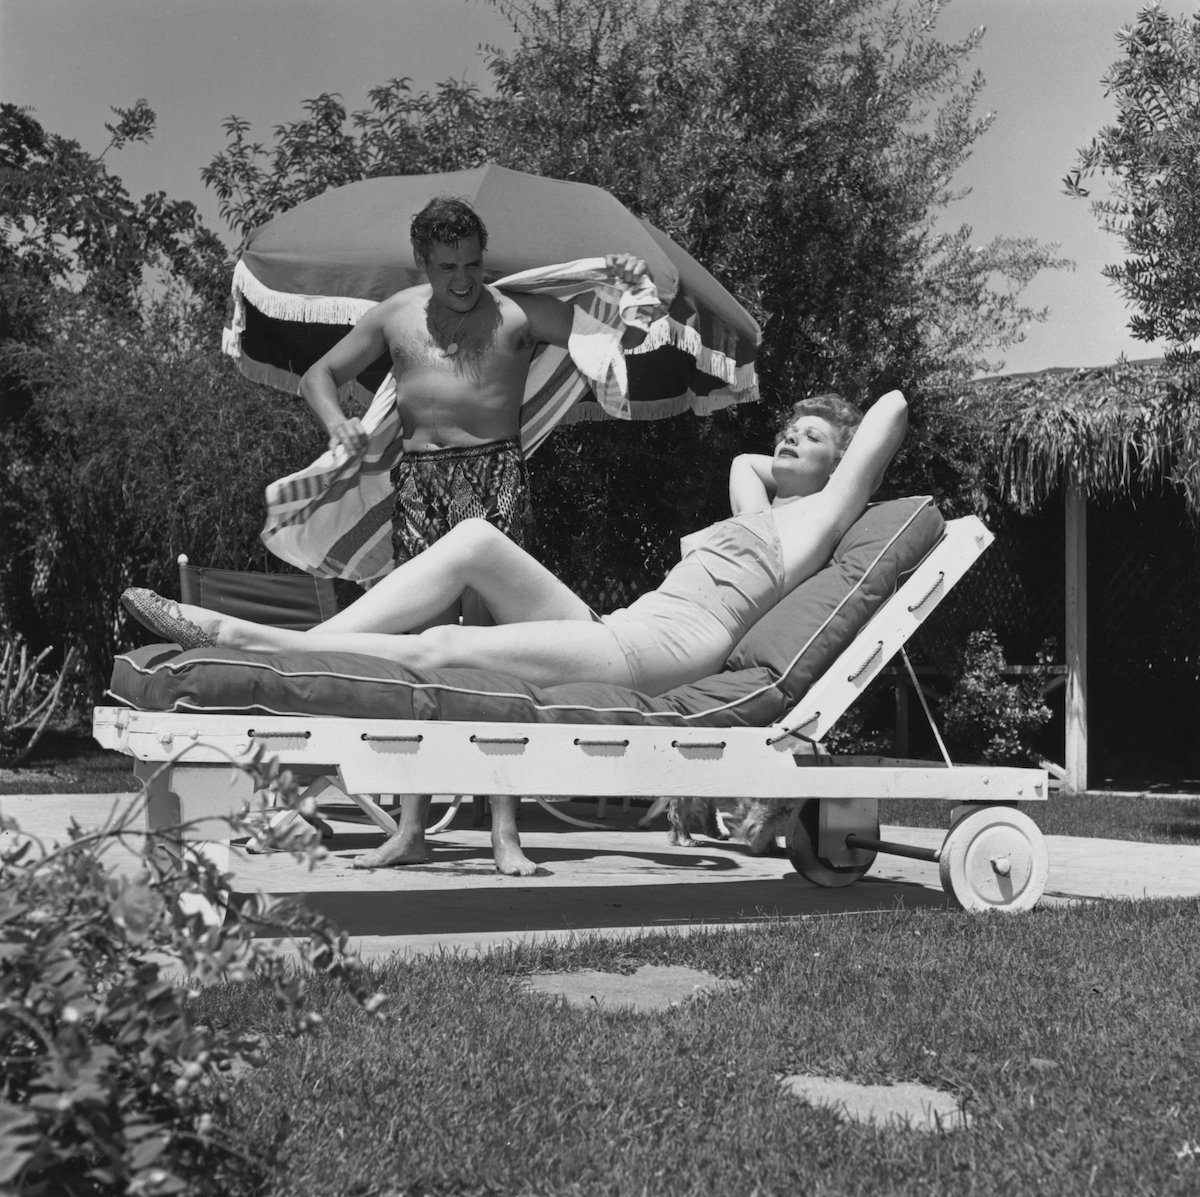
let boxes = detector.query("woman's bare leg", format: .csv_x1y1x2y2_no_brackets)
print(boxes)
320,518,592,632
153,521,628,876
180,520,594,654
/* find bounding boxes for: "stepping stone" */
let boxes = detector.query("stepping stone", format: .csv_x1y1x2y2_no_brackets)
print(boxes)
526,964,738,1012
780,1075,971,1132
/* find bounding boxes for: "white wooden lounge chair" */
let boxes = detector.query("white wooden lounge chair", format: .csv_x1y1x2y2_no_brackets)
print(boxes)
92,498,1050,912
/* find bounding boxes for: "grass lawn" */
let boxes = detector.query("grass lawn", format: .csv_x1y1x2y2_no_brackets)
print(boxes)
199,900,1200,1197
0,725,140,793
7,727,1199,1193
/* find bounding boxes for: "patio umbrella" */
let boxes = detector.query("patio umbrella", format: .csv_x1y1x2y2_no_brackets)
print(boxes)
223,164,760,421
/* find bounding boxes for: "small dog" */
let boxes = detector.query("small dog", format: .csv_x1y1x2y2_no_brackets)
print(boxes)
638,796,792,854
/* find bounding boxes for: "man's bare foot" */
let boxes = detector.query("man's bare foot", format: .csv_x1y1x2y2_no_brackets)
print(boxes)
492,828,537,876
351,831,431,868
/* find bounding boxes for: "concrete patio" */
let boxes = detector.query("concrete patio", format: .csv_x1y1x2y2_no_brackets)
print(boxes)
4,791,1198,961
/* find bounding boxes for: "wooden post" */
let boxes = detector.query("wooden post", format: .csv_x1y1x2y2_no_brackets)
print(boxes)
1064,483,1088,793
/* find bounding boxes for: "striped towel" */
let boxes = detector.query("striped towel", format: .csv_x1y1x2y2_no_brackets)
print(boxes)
261,258,666,582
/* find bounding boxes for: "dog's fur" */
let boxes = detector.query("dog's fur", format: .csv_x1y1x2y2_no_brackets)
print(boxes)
638,795,792,854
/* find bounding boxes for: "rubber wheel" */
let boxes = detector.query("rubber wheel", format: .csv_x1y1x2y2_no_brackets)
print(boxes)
785,800,878,888
938,806,1048,912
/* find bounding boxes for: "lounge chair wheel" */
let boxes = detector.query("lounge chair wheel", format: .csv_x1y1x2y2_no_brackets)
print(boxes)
938,807,1048,912
784,799,878,888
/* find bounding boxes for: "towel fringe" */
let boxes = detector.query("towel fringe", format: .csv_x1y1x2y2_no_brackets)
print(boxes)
629,317,757,392
230,353,374,405
557,384,758,425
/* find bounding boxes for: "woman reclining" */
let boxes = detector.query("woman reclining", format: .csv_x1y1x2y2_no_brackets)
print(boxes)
122,389,908,875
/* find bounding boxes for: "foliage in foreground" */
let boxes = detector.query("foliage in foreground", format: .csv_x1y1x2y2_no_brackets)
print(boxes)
203,901,1200,1197
0,747,384,1196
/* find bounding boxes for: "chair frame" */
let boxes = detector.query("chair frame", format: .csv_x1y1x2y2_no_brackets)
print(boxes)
93,516,1050,911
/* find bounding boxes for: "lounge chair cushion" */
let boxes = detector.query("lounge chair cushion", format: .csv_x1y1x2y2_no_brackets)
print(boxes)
107,496,943,727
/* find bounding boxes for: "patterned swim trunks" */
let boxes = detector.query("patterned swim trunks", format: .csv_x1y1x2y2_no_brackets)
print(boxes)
390,437,532,565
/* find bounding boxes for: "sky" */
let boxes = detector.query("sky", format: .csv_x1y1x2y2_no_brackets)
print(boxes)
0,0,1170,376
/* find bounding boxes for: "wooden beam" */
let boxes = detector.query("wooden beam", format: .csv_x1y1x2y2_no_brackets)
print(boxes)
1064,483,1088,793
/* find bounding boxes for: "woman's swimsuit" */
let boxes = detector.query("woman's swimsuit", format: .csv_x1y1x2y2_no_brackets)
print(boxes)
598,508,785,696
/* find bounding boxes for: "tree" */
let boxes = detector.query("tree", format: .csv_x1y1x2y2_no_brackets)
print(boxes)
1064,3,1200,356
0,101,228,334
201,81,494,240
0,104,314,694
204,0,1062,397
485,0,1063,397
0,293,325,696
199,0,1063,593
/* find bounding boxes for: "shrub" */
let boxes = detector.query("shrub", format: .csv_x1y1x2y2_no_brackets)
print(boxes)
940,629,1054,765
0,744,385,1196
0,292,325,698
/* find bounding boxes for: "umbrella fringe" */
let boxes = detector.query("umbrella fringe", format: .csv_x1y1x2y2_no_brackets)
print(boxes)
232,264,758,396
233,261,376,325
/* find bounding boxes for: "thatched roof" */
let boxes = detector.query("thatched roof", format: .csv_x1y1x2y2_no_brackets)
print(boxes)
941,357,1200,515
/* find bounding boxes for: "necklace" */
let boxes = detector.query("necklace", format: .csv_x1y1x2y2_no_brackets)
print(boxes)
432,304,470,357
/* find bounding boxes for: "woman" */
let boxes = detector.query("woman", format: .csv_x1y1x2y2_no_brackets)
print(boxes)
123,390,908,697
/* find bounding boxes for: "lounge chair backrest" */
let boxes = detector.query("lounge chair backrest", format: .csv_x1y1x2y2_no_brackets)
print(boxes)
770,514,992,743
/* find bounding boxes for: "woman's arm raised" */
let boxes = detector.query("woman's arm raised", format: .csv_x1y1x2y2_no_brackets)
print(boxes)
728,453,777,513
824,389,908,509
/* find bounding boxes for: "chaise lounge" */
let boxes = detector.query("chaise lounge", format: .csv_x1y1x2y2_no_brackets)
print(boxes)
92,496,1050,912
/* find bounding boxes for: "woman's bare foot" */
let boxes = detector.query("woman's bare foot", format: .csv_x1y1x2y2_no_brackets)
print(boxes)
351,829,431,868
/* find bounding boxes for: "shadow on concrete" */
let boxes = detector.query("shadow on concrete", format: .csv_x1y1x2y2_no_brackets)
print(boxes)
249,875,953,938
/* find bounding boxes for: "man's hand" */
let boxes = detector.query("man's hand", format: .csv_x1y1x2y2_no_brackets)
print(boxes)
605,252,651,289
327,418,368,455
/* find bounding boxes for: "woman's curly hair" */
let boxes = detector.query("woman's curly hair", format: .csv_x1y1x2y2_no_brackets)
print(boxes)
776,392,862,458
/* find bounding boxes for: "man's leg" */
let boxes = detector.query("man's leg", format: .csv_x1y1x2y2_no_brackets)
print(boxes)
352,794,435,869
355,448,473,868
489,795,535,877
458,441,537,874
359,441,538,874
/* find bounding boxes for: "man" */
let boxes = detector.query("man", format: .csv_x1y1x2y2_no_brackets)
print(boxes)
297,196,651,877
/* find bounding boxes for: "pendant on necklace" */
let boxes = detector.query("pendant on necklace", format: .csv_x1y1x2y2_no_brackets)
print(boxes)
443,342,459,357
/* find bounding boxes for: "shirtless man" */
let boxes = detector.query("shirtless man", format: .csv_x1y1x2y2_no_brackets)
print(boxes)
299,196,651,876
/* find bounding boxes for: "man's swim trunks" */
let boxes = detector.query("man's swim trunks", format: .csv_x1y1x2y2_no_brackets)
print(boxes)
390,437,532,565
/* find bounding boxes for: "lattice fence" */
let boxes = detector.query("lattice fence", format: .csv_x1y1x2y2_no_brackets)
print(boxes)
907,490,1200,782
